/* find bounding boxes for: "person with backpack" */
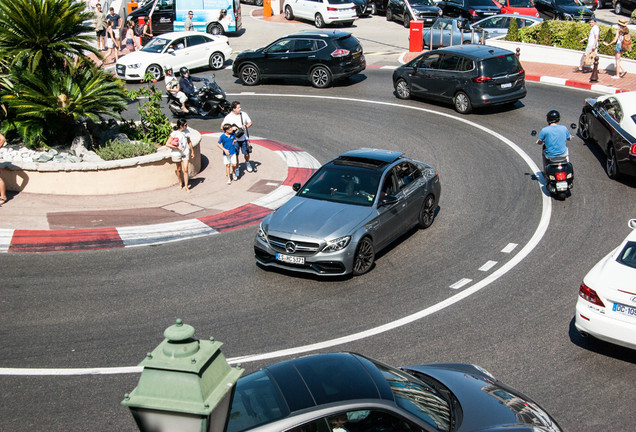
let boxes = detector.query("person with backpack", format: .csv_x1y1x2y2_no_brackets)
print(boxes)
604,17,631,79
140,17,153,46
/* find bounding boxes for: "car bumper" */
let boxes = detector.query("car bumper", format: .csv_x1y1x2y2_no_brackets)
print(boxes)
332,57,366,80
115,64,146,81
575,298,636,350
472,86,527,108
324,12,358,24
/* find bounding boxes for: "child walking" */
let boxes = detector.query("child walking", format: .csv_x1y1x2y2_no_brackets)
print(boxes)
217,124,238,185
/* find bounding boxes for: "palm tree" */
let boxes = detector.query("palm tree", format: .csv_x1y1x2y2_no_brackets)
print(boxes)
0,0,100,72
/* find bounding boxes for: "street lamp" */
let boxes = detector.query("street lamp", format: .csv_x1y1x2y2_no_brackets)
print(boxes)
122,319,244,432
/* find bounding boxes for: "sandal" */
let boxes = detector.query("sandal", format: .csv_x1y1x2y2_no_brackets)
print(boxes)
620,71,627,78
0,197,7,206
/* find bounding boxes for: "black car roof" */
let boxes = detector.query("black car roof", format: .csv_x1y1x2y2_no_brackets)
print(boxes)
431,44,516,60
282,30,353,39
338,148,404,163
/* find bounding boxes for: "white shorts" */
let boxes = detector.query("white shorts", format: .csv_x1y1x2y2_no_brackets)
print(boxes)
106,38,114,49
223,154,237,165
171,149,186,162
176,91,187,104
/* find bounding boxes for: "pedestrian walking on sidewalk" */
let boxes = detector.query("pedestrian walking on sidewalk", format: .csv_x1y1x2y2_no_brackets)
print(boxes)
0,132,8,206
140,17,153,46
218,124,238,184
125,20,137,52
107,7,121,50
104,20,119,64
579,17,599,71
94,3,107,51
604,17,630,79
222,101,254,179
185,10,194,31
165,118,195,191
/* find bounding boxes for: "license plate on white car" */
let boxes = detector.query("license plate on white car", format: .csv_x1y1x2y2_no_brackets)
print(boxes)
276,253,305,265
556,181,568,191
501,82,512,89
613,302,636,318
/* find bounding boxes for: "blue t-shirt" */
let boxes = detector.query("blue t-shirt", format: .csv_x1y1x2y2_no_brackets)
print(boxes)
218,133,237,155
539,124,570,158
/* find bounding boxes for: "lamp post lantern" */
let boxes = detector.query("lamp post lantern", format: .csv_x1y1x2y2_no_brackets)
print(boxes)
122,319,244,432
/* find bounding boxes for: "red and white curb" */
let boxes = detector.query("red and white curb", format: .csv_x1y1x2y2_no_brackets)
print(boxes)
521,75,627,93
0,139,319,253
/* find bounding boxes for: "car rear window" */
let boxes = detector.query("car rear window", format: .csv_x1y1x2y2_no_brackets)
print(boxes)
328,0,352,3
479,54,522,76
617,241,636,269
335,34,362,51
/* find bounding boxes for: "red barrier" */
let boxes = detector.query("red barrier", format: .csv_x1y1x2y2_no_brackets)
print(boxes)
409,20,423,53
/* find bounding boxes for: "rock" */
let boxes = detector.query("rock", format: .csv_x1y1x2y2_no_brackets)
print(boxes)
35,153,53,162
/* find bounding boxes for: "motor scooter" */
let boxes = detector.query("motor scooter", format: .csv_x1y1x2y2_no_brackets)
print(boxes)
531,123,577,200
167,73,230,118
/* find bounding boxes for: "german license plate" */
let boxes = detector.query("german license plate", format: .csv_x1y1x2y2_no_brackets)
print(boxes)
556,181,568,191
613,302,636,318
501,82,512,88
276,253,305,265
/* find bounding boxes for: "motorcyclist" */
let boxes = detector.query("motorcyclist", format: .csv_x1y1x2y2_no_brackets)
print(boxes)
537,109,571,172
178,67,205,115
164,64,188,113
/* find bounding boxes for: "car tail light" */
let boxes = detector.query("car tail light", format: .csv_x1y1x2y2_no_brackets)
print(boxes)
473,76,492,83
331,48,350,58
327,6,338,11
579,283,605,307
469,8,477,16
556,172,567,181
519,68,525,76
630,143,636,155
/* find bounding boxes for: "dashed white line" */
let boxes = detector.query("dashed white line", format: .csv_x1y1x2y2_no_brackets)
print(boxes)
479,261,498,272
501,243,518,253
449,278,473,290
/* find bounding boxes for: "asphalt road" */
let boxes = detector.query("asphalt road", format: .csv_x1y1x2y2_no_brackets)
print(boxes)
2,9,636,432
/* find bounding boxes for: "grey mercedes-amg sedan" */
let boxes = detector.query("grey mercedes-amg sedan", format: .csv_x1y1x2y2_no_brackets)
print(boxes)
254,148,441,276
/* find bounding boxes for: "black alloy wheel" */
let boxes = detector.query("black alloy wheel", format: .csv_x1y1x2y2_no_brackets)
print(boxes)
370,2,377,14
386,8,393,21
606,145,619,179
578,113,590,140
404,14,411,28
453,91,472,114
352,237,375,276
207,23,223,35
285,5,294,20
239,64,260,86
310,66,332,88
256,0,263,5
395,78,411,99
315,13,325,28
615,1,623,15
418,194,436,229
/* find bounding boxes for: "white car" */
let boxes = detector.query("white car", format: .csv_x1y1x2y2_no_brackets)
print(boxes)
115,31,233,81
575,219,636,350
283,0,358,28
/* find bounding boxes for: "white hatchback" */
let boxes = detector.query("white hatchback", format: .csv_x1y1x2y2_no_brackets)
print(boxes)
575,219,636,350
283,0,358,28
115,31,233,81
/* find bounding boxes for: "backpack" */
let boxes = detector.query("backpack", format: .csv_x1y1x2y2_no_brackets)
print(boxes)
135,23,144,37
622,33,632,52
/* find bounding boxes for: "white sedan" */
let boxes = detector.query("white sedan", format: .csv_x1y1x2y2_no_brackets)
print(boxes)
283,0,357,28
115,31,233,81
575,219,636,350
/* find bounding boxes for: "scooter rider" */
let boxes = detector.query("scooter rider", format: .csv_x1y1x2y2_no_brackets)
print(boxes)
178,67,204,115
164,65,188,113
537,109,571,172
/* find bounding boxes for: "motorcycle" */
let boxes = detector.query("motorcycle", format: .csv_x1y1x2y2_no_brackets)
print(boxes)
531,123,577,200
167,73,231,118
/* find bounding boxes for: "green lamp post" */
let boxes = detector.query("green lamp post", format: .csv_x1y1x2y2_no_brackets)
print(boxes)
122,319,244,432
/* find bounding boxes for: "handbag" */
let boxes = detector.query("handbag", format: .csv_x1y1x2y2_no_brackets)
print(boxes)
622,33,632,52
583,51,598,66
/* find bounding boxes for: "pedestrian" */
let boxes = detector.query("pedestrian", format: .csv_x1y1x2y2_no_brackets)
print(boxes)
94,3,107,51
0,131,7,206
217,124,238,185
106,7,121,50
140,16,153,46
222,101,254,179
578,16,599,71
604,17,630,79
164,65,189,112
185,10,194,31
165,118,195,191
125,20,137,52
104,20,119,64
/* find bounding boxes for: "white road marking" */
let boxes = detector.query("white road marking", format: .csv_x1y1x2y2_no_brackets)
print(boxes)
479,261,498,272
501,243,518,253
117,219,217,247
449,278,473,290
0,229,14,253
0,94,551,375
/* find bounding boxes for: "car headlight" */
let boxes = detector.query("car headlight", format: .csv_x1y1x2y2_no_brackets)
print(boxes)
215,94,224,98
128,63,142,69
321,236,351,253
257,223,268,242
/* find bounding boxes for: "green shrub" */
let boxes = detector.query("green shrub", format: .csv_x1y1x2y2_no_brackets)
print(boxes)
96,138,157,161
630,9,636,25
504,17,520,42
125,73,172,146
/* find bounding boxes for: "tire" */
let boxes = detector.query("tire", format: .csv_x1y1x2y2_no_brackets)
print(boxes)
404,14,411,28
453,91,472,114
239,64,260,86
395,78,411,99
310,66,332,88
418,194,436,229
370,2,377,14
615,1,622,15
220,102,231,116
578,113,590,140
145,64,163,81
285,5,294,20
386,8,393,21
207,23,223,35
557,191,567,201
352,237,375,276
315,13,325,28
209,52,225,70
255,0,263,5
606,145,619,179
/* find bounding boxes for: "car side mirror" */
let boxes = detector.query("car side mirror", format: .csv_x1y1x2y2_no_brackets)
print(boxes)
531,130,537,136
570,123,577,130
167,48,175,54
379,194,399,207
292,182,301,192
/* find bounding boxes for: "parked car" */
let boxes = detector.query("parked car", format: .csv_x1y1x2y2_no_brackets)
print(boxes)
241,0,264,5
575,219,636,350
437,0,502,22
369,0,389,13
115,31,232,81
283,0,358,27
534,0,594,20
226,352,563,432
352,0,371,15
492,0,541,16
422,17,481,48
614,0,636,14
254,148,441,276
578,92,636,179
393,44,526,113
232,30,366,88
386,0,442,27
471,13,543,38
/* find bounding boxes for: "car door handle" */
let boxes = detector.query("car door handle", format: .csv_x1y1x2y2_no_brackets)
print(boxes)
309,55,316,58
281,56,288,59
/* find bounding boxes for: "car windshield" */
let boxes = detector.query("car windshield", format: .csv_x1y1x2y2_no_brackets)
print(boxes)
555,0,583,5
432,18,453,30
142,37,170,53
411,0,434,5
298,163,382,207
617,241,636,269
469,0,499,5
373,362,451,431
508,0,534,6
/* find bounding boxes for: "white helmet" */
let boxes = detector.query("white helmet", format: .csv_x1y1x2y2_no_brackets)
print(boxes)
164,64,173,72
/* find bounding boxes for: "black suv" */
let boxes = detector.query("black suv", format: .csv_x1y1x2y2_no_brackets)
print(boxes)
386,0,442,28
232,31,366,88
437,0,502,22
392,44,526,113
